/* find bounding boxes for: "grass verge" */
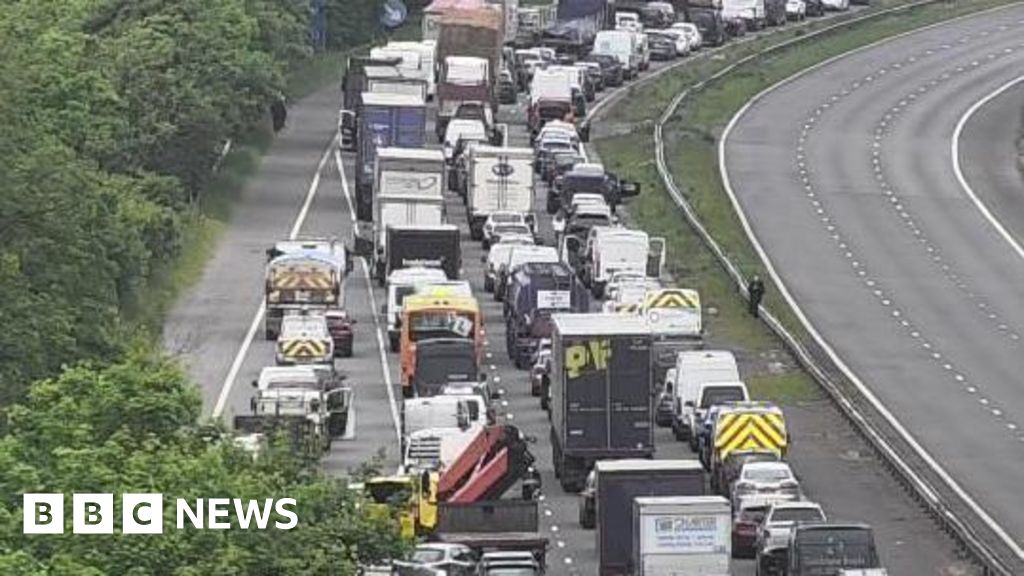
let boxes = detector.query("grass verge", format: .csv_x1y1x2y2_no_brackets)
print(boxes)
596,0,1020,402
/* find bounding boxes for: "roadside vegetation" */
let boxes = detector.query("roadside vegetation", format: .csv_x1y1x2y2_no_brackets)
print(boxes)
596,0,1019,403
0,0,411,571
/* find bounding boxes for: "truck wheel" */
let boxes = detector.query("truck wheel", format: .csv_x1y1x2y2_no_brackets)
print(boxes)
688,434,699,453
389,334,400,353
672,423,685,442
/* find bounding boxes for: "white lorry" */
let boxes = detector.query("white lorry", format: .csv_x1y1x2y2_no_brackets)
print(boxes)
370,45,431,97
632,496,731,576
670,350,740,442
368,148,446,277
593,29,641,79
364,65,428,101
464,145,535,241
529,67,574,106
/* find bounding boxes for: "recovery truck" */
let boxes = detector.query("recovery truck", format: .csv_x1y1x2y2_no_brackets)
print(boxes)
364,148,447,277
549,313,654,492
383,224,462,285
595,460,707,576
504,262,589,370
263,239,349,340
340,55,402,149
355,92,427,222
357,472,439,541
462,145,535,240
642,286,703,389
400,294,483,398
236,366,351,457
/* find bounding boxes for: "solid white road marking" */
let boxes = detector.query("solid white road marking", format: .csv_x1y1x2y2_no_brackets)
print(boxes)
951,74,1024,263
211,138,334,419
336,149,403,446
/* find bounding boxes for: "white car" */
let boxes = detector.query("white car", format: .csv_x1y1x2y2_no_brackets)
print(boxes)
482,212,534,248
670,22,703,50
785,0,807,19
649,29,690,56
821,0,849,10
756,501,826,556
732,462,801,508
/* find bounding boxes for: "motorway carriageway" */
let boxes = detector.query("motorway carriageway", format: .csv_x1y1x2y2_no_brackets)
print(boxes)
163,22,975,576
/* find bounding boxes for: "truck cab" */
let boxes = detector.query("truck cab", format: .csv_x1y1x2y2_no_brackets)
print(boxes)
264,240,348,340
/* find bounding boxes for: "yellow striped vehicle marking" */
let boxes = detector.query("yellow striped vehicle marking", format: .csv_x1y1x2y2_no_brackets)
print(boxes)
645,289,699,310
271,268,334,290
279,339,329,358
714,412,788,459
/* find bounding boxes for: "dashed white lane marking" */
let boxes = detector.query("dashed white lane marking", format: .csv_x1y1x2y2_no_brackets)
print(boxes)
211,137,334,419
337,149,403,446
792,23,1024,442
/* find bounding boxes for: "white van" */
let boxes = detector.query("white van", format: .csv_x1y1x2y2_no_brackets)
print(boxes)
385,267,448,352
585,227,650,298
689,381,750,449
593,30,640,79
671,350,740,441
615,11,643,32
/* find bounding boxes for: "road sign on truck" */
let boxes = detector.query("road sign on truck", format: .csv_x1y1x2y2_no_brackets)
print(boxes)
632,496,730,576
595,460,707,576
549,313,654,492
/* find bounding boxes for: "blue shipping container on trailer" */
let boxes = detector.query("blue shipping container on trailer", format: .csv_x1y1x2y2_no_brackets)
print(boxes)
355,92,427,221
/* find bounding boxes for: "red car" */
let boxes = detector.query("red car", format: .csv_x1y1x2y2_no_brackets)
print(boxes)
325,310,355,358
732,497,777,558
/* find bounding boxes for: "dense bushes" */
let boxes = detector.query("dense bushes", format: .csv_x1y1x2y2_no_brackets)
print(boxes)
0,354,406,574
0,0,310,403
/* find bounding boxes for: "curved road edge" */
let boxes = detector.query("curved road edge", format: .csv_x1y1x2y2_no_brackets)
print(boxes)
713,3,1024,573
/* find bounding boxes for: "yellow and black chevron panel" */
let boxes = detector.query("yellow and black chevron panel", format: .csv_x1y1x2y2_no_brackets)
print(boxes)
279,339,329,359
714,412,788,459
645,289,699,310
271,269,334,290
613,303,639,314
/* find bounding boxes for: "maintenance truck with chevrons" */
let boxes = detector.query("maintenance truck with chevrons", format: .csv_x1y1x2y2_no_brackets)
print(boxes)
264,238,350,340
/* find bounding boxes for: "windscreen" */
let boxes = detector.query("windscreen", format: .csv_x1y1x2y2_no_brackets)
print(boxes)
563,174,605,194
365,481,410,504
410,549,445,563
700,386,746,408
773,508,825,523
409,310,475,341
539,103,571,121
415,352,478,386
745,467,792,482
795,529,879,572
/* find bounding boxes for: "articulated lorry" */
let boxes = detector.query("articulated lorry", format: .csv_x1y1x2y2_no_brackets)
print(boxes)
595,460,707,576
356,93,427,223
436,7,502,130
549,313,654,491
463,145,536,240
340,55,403,149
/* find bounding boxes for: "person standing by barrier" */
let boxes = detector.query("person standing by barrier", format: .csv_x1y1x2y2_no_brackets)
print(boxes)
748,275,765,318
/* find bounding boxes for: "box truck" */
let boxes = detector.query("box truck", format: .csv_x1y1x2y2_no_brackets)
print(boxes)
632,496,730,576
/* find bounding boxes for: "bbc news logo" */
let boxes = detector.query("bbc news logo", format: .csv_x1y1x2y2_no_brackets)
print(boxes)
23,494,298,534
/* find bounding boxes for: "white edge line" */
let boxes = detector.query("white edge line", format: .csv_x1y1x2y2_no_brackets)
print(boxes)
211,140,334,419
716,3,1024,560
335,148,403,448
951,74,1024,261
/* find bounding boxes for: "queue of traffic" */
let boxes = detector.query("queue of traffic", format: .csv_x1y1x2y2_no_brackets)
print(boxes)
239,0,884,575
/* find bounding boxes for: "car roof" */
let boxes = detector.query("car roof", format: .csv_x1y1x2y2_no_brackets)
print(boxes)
769,501,824,512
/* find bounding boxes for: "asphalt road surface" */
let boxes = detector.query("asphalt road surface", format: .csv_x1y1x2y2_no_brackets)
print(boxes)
724,2,1024,565
162,15,985,573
